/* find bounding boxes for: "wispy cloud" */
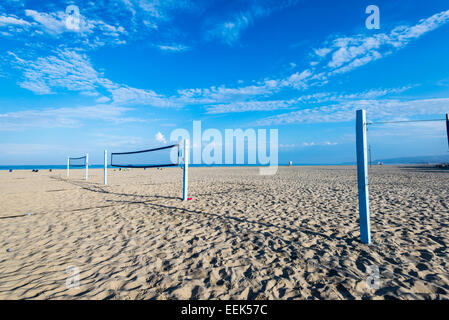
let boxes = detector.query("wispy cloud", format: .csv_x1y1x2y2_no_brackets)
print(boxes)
0,13,30,27
202,9,449,113
24,9,66,35
8,49,101,95
4,8,449,124
7,49,181,107
0,8,128,49
177,80,280,105
8,46,283,107
255,98,449,126
156,44,190,52
0,0,194,43
208,13,252,45
272,10,449,91
207,1,299,45
0,105,142,131
280,141,338,149
132,0,195,21
312,9,449,76
205,86,414,114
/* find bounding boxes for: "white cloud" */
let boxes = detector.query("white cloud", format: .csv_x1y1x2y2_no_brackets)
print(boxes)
201,9,449,113
0,8,128,48
313,10,449,76
205,86,414,114
0,14,30,27
136,0,195,20
255,98,449,126
4,8,449,122
25,9,66,35
333,86,415,100
206,100,294,114
208,13,251,45
177,80,280,105
216,9,448,102
303,141,338,147
0,105,142,131
279,144,296,149
207,1,299,45
314,48,331,58
155,132,167,144
9,49,101,95
157,44,190,52
96,96,111,103
8,49,180,107
180,9,449,113
6,45,421,120
103,83,180,107
280,141,338,149
367,120,447,139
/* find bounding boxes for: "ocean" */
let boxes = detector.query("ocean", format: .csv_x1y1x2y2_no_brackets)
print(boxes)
0,163,332,171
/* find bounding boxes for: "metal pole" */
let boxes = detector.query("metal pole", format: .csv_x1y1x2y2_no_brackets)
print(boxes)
446,113,449,146
67,157,70,177
183,139,189,201
104,150,107,185
356,110,371,244
369,145,372,168
85,153,89,181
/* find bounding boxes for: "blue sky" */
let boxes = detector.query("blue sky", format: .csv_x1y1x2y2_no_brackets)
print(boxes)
1,0,449,165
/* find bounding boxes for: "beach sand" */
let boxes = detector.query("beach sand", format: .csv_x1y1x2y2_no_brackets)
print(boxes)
0,166,448,300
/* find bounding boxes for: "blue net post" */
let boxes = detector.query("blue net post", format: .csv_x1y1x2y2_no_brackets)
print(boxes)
356,110,371,244
183,139,189,201
67,157,70,177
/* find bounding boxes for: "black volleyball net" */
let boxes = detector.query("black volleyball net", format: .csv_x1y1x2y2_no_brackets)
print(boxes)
69,156,87,167
110,144,180,168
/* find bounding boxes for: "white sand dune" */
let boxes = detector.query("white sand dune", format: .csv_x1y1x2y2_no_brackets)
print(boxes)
0,166,448,299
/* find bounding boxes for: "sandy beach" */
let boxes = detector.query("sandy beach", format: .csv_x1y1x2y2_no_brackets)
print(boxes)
0,166,448,300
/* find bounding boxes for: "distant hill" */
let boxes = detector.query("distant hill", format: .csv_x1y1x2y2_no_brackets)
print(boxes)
341,154,449,165
374,154,449,164
370,154,449,165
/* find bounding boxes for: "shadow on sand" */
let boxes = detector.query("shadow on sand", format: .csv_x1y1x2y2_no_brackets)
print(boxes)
398,164,449,173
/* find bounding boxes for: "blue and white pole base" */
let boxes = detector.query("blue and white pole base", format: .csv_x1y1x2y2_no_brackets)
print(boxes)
183,139,189,201
356,109,371,244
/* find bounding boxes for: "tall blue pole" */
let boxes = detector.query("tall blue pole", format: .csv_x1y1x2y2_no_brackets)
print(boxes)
356,110,371,244
183,139,189,201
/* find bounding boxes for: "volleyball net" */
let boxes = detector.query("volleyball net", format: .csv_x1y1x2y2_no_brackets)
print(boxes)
110,144,180,168
355,110,449,245
68,156,87,167
67,154,89,180
109,140,190,200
